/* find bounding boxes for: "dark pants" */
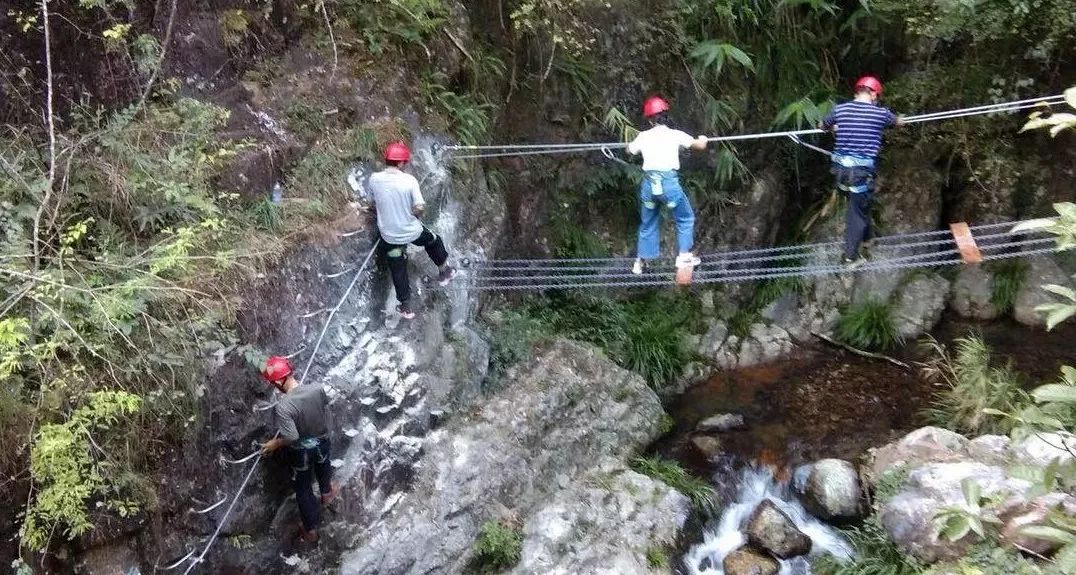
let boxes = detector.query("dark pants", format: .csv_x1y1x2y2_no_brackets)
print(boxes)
290,437,333,532
845,191,873,260
383,227,448,304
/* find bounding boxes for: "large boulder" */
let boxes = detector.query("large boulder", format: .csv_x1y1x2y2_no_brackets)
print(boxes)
699,321,795,370
338,340,669,575
746,500,813,559
723,547,780,575
891,273,950,340
950,266,1000,320
1013,256,1074,327
869,427,969,479
879,462,1030,563
1000,492,1076,555
801,459,863,521
510,459,690,575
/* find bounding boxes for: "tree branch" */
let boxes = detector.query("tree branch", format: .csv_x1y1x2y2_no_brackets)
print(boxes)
133,0,178,114
812,331,911,370
33,0,57,276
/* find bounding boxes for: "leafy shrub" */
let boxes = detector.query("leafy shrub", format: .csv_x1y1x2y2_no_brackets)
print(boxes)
923,544,1043,575
835,299,901,350
482,310,548,390
646,545,670,568
987,259,1028,313
336,0,447,56
422,73,494,147
921,337,1029,436
630,456,715,512
471,520,522,572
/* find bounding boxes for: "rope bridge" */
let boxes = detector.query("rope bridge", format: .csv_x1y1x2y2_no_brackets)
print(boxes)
437,218,1059,292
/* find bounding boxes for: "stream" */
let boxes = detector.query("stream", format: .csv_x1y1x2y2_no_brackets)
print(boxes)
661,314,1076,574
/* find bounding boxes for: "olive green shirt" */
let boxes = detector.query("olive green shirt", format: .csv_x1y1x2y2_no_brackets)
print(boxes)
274,384,330,443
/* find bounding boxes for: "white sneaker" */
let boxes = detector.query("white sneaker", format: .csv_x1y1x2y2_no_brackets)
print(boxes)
676,253,701,268
632,259,644,275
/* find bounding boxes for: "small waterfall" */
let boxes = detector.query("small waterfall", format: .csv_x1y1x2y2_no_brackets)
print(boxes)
683,465,854,575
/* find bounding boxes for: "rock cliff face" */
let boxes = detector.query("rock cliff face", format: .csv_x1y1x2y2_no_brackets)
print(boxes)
338,340,685,575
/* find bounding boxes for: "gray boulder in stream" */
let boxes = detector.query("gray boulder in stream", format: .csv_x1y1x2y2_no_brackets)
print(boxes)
338,340,671,575
801,459,863,521
723,547,779,575
746,499,813,559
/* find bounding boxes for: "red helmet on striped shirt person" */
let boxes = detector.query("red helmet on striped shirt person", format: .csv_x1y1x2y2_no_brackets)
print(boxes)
854,76,884,96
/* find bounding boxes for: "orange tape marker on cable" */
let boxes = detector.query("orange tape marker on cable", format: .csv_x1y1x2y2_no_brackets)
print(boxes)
950,222,983,264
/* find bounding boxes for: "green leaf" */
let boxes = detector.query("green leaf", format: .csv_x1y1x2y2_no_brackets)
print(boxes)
1043,284,1076,302
1034,384,1076,404
961,478,982,506
1020,525,1076,545
1036,303,1076,331
940,516,972,542
1009,218,1056,233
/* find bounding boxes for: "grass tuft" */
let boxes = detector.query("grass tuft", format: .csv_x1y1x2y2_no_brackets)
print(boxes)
471,520,522,573
630,456,715,512
987,260,1029,313
835,299,901,350
920,336,1029,436
814,516,924,575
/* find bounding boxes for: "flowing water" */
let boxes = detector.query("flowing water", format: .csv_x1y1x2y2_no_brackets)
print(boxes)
665,315,1076,574
683,464,854,575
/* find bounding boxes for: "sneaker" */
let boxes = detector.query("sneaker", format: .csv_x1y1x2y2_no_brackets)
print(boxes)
320,482,338,505
437,265,457,286
842,256,866,269
631,259,644,275
396,303,416,320
676,253,701,268
298,526,319,543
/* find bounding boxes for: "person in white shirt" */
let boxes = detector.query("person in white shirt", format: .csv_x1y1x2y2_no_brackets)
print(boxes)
368,142,455,319
626,96,709,274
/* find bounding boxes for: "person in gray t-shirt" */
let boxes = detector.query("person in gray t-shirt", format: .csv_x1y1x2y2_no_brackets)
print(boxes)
260,356,335,542
369,142,456,319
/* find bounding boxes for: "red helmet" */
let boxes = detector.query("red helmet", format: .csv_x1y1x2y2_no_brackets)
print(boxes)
642,96,670,118
854,76,883,95
262,356,293,383
384,142,411,162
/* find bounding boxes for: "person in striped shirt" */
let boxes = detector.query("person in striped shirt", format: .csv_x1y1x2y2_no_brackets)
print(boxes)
819,75,904,265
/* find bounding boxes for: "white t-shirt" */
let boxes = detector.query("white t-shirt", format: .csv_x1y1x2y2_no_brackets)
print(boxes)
627,125,696,171
369,168,425,244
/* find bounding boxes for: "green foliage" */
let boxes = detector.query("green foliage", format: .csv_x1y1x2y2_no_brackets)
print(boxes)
1012,202,1076,329
933,478,1002,543
646,545,670,568
689,41,755,79
923,544,1043,575
482,309,549,390
522,291,699,389
22,391,142,551
284,101,326,136
1021,88,1076,137
630,456,715,512
727,269,808,338
835,299,900,350
337,0,447,55
471,521,522,572
218,9,250,48
921,336,1029,436
510,0,598,60
872,467,910,506
603,107,638,143
987,259,1028,313
422,72,494,147
249,199,283,232
1,95,287,552
815,516,924,575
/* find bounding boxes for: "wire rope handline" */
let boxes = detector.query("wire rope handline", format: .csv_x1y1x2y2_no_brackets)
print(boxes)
440,93,1066,161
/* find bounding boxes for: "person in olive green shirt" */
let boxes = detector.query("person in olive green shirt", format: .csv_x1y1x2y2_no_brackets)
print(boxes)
260,356,335,542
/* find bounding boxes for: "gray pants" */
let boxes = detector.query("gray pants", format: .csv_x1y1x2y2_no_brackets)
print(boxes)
845,192,872,260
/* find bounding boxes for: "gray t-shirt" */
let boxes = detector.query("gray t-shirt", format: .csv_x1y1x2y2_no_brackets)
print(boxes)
369,168,425,245
274,384,330,443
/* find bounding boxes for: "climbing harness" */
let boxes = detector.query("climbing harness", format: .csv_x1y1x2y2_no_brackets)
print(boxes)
439,94,1067,161
433,217,1057,292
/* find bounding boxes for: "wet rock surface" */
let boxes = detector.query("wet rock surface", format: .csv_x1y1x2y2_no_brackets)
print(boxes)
745,499,812,559
722,547,780,575
800,459,863,521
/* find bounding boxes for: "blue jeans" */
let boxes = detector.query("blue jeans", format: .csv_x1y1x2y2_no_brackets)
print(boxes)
637,171,695,260
290,437,333,532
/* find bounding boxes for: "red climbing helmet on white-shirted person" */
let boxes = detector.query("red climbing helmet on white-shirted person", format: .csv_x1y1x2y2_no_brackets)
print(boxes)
642,96,670,118
384,141,412,162
854,76,884,95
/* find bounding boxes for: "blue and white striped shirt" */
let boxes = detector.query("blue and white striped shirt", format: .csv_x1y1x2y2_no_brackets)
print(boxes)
821,101,897,159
